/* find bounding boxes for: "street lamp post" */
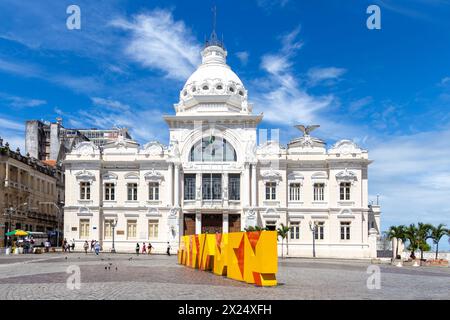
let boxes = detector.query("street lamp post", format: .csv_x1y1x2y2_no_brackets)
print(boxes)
39,202,63,248
309,221,317,258
111,219,117,253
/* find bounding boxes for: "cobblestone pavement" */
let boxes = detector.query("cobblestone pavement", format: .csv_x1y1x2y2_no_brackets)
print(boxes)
0,253,448,300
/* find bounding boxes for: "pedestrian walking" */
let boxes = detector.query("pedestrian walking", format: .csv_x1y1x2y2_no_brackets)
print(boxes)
94,241,101,256
83,241,89,254
142,242,147,254
63,238,68,252
135,243,140,256
71,239,75,251
148,242,153,255
166,242,171,256
90,240,95,251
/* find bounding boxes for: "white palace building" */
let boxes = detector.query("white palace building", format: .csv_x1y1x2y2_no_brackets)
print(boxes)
63,37,381,258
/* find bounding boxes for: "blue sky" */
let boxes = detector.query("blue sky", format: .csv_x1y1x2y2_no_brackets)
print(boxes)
0,0,449,247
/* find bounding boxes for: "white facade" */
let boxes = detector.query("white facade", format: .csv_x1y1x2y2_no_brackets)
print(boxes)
63,42,381,258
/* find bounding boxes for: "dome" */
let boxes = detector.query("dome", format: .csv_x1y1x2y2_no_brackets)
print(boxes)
176,44,250,114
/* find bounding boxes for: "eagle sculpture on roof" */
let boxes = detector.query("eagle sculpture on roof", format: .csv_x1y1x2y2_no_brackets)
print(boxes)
294,125,320,136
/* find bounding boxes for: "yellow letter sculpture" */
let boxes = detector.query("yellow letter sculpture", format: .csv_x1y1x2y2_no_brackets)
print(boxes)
178,231,277,286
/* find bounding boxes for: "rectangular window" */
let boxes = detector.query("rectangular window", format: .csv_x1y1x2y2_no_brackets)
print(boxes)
340,182,351,201
341,222,351,240
314,222,325,240
104,183,115,201
80,182,91,200
289,183,301,201
265,182,276,200
148,220,159,239
148,182,159,200
127,183,138,201
313,183,325,201
184,174,196,200
79,219,90,238
290,222,300,240
228,174,240,200
202,174,222,200
127,220,137,239
104,219,113,238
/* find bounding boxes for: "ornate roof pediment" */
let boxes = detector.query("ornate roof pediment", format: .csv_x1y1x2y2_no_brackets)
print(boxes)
329,140,363,155
75,169,95,181
102,172,118,180
144,168,164,182
124,172,139,180
336,168,357,181
73,141,99,157
141,141,165,156
288,172,304,181
261,168,282,182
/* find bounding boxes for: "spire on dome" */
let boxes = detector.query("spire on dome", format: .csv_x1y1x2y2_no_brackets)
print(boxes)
205,5,225,49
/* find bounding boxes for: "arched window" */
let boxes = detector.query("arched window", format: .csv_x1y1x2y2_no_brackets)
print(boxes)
189,136,237,162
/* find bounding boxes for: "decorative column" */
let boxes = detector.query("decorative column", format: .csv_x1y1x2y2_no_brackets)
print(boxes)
174,164,180,207
243,163,249,207
223,212,229,233
251,164,257,207
168,163,173,206
5,162,9,186
195,211,201,234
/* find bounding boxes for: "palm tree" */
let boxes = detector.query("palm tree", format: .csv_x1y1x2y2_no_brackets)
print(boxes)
430,224,447,260
277,223,292,259
386,225,406,259
404,224,419,259
417,222,432,260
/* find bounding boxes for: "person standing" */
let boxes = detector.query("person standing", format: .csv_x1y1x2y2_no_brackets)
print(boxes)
135,243,140,256
90,240,95,252
83,241,89,254
166,242,171,256
142,242,147,254
71,239,75,252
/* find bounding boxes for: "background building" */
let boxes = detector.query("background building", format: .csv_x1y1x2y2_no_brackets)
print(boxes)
0,138,61,247
63,37,381,258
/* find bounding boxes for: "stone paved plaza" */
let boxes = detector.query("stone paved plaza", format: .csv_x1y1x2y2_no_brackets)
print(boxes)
0,253,448,300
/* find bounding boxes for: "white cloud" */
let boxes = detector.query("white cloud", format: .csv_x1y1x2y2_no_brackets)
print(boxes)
0,92,46,108
91,97,130,112
307,67,346,86
0,117,23,131
349,96,373,112
111,10,201,81
369,129,450,228
252,27,335,126
236,51,249,66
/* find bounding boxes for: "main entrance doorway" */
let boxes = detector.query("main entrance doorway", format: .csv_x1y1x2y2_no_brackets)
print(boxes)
183,214,196,236
201,214,222,234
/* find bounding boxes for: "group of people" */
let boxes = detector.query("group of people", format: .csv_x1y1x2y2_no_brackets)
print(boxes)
62,238,75,252
135,242,171,256
135,242,153,255
82,240,101,255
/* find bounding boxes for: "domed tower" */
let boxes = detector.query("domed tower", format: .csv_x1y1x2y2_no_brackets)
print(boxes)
173,36,252,115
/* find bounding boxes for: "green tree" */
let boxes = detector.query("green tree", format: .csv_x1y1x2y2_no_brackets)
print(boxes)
417,222,432,260
386,225,406,259
277,223,292,259
404,224,419,259
430,224,447,260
